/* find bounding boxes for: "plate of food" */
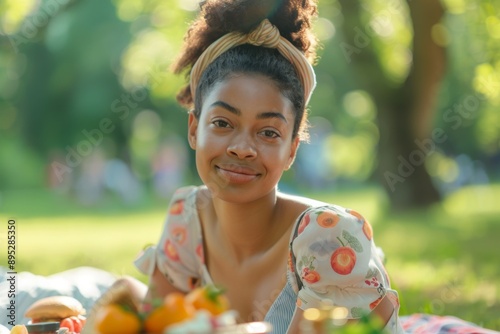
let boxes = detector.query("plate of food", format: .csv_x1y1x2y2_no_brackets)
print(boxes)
9,296,86,334
82,282,271,334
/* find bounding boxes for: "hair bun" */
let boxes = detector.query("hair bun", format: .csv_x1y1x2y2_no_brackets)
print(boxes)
204,0,281,33
172,0,318,108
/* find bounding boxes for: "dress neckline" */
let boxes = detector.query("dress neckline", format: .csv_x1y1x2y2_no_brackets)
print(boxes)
183,185,320,308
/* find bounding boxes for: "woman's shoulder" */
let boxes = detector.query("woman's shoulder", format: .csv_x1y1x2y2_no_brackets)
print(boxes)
279,191,329,209
169,185,199,202
166,185,205,214
280,192,373,252
134,185,206,289
279,192,361,223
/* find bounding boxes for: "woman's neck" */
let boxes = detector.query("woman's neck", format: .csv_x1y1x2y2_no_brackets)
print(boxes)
208,189,286,262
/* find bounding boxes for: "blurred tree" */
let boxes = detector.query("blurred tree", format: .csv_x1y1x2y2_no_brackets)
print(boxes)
1,0,135,174
335,0,446,209
0,0,191,188
1,0,498,202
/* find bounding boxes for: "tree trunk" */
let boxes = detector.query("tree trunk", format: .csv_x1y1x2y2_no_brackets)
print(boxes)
338,0,446,210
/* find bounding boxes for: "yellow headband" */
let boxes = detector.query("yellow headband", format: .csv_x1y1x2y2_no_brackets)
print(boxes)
189,19,316,105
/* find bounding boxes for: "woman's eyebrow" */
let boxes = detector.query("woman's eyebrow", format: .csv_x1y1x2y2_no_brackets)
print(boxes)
257,112,287,123
209,100,287,123
210,101,240,115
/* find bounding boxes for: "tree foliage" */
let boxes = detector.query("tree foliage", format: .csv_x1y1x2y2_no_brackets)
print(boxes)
0,0,498,209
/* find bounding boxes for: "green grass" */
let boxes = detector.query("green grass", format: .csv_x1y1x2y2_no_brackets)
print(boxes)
0,184,499,329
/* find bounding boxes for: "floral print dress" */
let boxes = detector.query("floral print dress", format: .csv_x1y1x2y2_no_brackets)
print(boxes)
134,186,405,333
287,205,404,332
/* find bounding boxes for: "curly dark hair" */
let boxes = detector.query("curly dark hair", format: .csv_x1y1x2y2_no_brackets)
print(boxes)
172,0,318,140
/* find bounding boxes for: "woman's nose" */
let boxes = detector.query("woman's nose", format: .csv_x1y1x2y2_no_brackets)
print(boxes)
227,135,257,160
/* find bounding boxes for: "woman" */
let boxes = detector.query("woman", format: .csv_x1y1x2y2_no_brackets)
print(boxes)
4,1,497,333
134,0,403,332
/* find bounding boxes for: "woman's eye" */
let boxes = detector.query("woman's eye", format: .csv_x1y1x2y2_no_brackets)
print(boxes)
262,130,280,138
213,120,230,128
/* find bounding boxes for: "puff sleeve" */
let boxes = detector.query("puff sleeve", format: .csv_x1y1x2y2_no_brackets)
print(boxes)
288,206,393,319
134,186,205,292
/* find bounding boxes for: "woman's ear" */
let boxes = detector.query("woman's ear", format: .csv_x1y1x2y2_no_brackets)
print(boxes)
285,137,300,170
187,111,198,150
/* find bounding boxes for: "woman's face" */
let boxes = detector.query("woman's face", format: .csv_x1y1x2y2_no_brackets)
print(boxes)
188,73,299,203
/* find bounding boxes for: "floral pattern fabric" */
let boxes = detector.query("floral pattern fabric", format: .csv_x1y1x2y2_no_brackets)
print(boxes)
134,186,210,292
134,186,405,333
287,205,404,332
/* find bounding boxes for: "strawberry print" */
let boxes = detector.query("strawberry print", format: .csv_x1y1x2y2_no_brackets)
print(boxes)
316,210,340,228
298,255,321,284
369,296,384,310
195,243,204,264
330,230,363,275
346,209,365,223
331,247,356,275
364,277,380,287
298,213,311,235
288,251,295,274
171,226,187,245
169,200,184,215
164,239,180,261
302,268,321,284
362,221,373,241
347,208,372,241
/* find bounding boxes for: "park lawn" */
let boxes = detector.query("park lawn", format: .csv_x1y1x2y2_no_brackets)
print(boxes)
0,188,167,278
0,184,499,329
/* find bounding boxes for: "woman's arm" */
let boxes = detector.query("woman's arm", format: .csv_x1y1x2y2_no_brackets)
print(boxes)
287,307,303,334
286,295,394,333
142,265,186,309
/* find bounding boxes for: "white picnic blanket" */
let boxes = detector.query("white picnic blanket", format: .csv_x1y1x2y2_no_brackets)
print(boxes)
0,266,117,329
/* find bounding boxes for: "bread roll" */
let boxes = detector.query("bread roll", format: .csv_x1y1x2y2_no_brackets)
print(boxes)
25,296,85,321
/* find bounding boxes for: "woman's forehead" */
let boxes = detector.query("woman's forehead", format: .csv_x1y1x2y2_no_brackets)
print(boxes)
205,74,289,103
201,75,295,118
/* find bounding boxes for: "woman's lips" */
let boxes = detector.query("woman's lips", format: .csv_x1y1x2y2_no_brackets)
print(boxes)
216,165,259,184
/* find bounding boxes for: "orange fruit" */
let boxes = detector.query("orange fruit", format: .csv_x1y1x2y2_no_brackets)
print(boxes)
185,285,230,315
143,305,170,333
94,304,141,334
144,293,193,333
317,211,340,228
